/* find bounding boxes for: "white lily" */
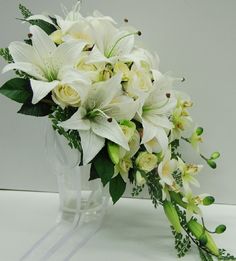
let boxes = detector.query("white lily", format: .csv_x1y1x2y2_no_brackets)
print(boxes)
2,25,88,104
137,87,177,153
86,24,137,64
59,74,139,164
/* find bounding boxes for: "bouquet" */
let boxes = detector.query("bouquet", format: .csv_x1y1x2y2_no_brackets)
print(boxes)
0,3,235,260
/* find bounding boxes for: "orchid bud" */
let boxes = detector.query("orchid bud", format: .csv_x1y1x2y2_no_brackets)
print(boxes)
196,127,204,136
215,225,226,234
203,196,215,206
210,152,220,160
135,171,146,186
207,159,217,169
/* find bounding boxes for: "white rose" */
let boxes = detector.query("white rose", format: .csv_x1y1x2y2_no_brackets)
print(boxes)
136,151,158,172
52,84,81,108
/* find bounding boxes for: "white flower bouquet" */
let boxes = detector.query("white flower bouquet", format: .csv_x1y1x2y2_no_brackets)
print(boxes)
0,3,235,260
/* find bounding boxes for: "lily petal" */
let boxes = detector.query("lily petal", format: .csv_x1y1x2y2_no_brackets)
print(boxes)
105,96,140,121
30,79,59,104
59,108,90,130
8,42,37,64
91,116,129,150
80,129,105,164
52,41,87,70
85,74,122,110
155,126,168,152
30,25,56,61
141,119,157,144
86,45,110,64
146,114,173,129
2,62,46,81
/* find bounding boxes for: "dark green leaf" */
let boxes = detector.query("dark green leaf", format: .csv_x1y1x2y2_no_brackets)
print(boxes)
0,78,32,103
109,174,126,204
31,20,56,35
18,102,52,117
89,164,100,181
93,149,114,186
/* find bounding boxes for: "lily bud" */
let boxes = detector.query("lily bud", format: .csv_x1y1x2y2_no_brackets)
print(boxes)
203,196,215,206
107,142,120,165
187,220,219,256
210,152,220,160
215,225,226,234
163,201,182,233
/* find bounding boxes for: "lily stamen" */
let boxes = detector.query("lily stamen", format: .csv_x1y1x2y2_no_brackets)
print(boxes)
107,31,142,58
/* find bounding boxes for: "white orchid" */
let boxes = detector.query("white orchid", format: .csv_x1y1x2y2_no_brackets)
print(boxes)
158,149,177,186
2,25,89,105
59,74,139,164
178,157,203,193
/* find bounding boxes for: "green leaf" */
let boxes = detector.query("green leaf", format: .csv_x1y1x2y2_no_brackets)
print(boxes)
0,78,32,103
92,149,114,186
109,174,126,204
19,4,33,19
89,164,100,181
31,20,56,35
18,102,52,117
0,48,13,63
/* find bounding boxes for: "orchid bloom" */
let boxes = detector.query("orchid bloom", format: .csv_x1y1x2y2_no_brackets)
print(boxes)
158,149,177,186
178,157,203,193
59,74,139,164
2,25,89,104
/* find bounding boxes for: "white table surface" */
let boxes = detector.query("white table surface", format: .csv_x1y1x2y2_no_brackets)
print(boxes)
0,190,235,261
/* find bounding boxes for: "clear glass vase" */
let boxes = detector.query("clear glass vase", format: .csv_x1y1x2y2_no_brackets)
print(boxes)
20,122,110,261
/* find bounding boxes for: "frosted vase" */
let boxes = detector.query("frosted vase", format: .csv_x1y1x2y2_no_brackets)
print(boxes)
20,123,110,261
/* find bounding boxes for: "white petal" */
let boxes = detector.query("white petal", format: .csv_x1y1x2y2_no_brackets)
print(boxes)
80,129,105,164
58,67,91,85
30,25,56,60
2,62,46,81
85,74,122,110
86,45,110,64
108,30,134,57
8,42,37,64
52,41,87,70
155,126,168,152
146,114,173,129
30,79,59,104
59,108,90,130
141,119,157,144
91,116,129,150
105,96,140,121
27,15,56,26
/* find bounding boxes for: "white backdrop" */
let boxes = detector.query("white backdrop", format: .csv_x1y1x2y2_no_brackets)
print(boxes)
0,0,235,204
